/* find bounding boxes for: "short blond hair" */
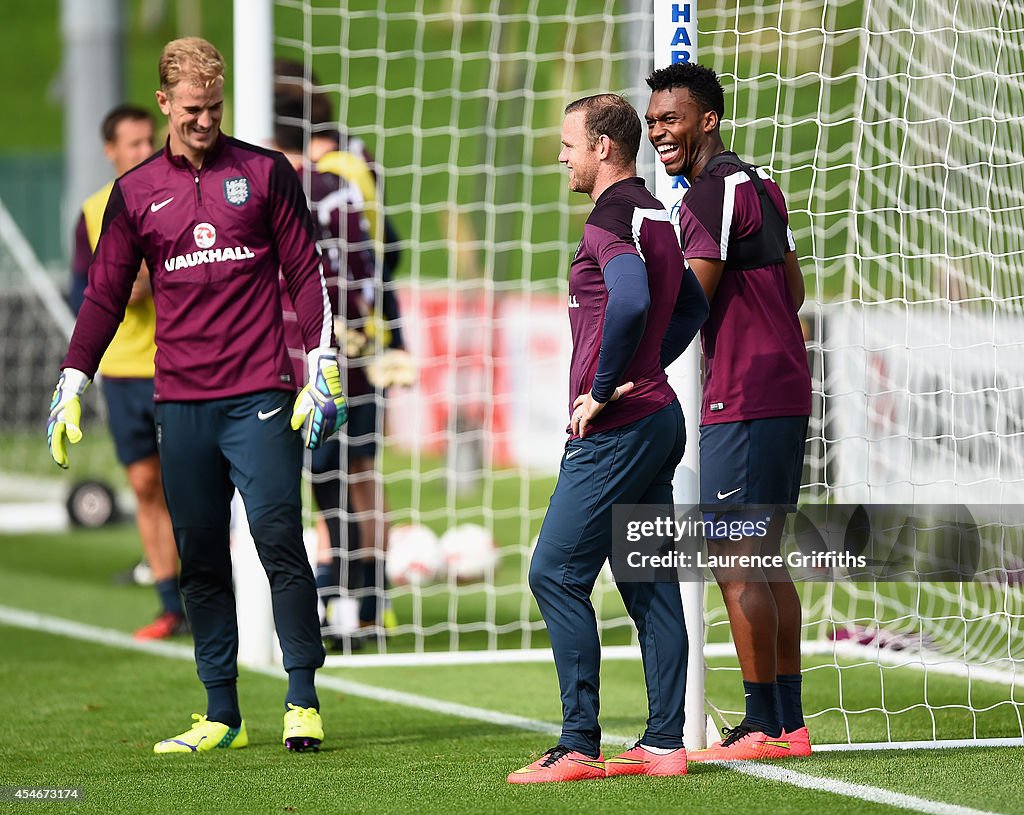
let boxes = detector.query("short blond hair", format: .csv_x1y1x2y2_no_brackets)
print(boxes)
159,37,224,93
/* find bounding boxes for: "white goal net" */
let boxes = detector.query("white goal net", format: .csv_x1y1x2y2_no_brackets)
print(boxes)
718,0,1024,744
267,0,1024,746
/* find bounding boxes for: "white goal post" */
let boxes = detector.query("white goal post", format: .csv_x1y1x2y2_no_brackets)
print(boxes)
651,0,707,755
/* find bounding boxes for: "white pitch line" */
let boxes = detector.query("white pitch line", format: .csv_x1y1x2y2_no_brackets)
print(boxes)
724,761,1001,815
0,606,1008,815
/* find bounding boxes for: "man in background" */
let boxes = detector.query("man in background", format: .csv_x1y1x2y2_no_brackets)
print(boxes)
274,64,412,642
273,91,390,646
70,104,184,642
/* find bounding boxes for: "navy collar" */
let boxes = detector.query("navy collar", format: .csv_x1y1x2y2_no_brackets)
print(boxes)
595,175,644,205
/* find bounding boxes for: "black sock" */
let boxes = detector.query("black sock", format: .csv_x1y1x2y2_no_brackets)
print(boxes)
206,683,241,728
775,673,805,732
155,577,183,616
742,680,781,737
286,668,319,711
358,558,380,624
315,563,336,626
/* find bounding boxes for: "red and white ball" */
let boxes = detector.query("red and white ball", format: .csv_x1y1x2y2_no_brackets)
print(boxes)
439,523,498,582
385,523,443,586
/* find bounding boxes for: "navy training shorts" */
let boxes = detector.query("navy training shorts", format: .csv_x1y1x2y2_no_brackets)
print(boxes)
699,415,808,511
102,377,158,466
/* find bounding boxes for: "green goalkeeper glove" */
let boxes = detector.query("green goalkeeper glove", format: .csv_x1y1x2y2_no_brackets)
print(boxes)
47,368,90,469
290,349,348,449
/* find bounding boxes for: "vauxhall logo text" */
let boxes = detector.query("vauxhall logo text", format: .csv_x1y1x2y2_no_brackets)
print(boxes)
164,245,256,271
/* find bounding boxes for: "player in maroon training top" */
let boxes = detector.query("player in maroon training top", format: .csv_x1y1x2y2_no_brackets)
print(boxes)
273,93,390,648
646,61,813,761
46,37,345,754
510,94,707,784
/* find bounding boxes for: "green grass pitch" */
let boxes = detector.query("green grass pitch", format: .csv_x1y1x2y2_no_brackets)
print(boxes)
3,3,1021,812
1,525,1022,815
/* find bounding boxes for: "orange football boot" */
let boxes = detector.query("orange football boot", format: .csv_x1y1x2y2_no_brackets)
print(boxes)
507,745,606,783
605,742,687,777
687,722,791,762
134,611,189,641
782,726,812,757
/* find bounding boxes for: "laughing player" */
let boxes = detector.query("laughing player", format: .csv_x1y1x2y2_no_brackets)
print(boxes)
47,37,346,754
645,61,813,760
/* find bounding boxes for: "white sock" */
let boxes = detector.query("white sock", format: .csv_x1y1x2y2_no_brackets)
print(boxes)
639,743,679,755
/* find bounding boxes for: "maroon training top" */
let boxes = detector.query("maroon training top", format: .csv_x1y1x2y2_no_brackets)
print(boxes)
678,154,811,425
567,176,684,437
281,168,375,398
63,134,335,401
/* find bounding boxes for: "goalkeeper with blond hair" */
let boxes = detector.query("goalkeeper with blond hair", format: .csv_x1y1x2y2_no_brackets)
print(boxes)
47,36,345,754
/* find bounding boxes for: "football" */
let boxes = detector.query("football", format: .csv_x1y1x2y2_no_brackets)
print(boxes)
385,523,443,586
439,523,498,582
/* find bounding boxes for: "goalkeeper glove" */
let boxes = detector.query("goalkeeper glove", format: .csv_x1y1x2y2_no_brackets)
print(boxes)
291,349,348,449
367,348,417,389
334,312,393,360
47,368,90,469
362,311,393,351
341,326,368,359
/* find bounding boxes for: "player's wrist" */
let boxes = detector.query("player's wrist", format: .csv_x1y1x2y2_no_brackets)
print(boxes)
305,347,339,373
59,368,91,396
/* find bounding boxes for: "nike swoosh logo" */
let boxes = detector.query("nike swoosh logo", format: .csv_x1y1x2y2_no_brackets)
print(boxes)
566,448,582,459
257,406,284,421
150,197,174,213
512,756,604,774
757,740,791,750
165,735,205,751
717,487,742,500
605,757,646,765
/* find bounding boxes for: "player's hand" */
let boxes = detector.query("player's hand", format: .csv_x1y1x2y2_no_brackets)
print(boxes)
571,382,634,438
367,348,417,388
336,312,394,360
341,326,368,358
46,368,91,469
362,310,393,351
291,349,348,449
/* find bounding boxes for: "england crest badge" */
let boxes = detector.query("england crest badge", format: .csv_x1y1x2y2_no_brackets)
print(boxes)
223,177,250,206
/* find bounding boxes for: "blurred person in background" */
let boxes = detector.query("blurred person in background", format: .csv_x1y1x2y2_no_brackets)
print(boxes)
69,104,186,642
274,63,414,644
274,91,385,647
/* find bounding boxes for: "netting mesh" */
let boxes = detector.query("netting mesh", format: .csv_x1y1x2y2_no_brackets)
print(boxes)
272,0,656,658
700,0,1024,741
1,0,1019,745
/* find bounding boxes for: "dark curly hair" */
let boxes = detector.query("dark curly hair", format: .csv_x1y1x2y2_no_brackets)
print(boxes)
646,62,725,121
